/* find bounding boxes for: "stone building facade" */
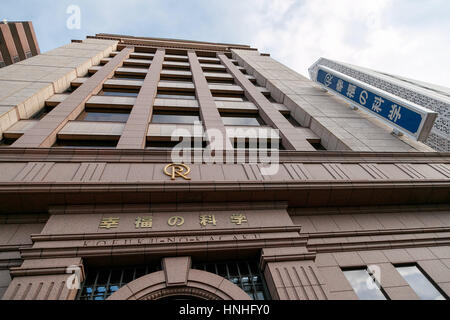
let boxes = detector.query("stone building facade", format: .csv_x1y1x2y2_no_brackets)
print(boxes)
0,34,449,300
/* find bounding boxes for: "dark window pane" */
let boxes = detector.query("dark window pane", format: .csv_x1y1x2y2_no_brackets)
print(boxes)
310,142,327,151
191,260,270,300
31,106,53,120
122,64,149,69
255,291,265,300
78,264,161,300
96,272,109,285
113,76,145,81
53,140,118,149
217,264,228,278
109,270,122,284
135,267,147,279
249,261,259,274
146,141,180,150
214,97,244,102
230,277,240,286
101,90,139,97
206,264,216,275
343,269,387,300
84,272,96,285
227,263,239,277
83,287,93,295
152,113,200,124
156,93,196,100
238,262,250,275
222,116,262,126
121,269,135,284
80,112,130,123
284,114,302,127
396,266,445,300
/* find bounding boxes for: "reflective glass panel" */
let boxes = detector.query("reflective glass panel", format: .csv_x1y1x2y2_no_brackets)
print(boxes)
396,266,445,300
222,116,262,126
343,269,387,300
214,97,244,102
192,261,270,300
152,113,200,124
81,112,130,123
156,94,196,100
101,91,139,97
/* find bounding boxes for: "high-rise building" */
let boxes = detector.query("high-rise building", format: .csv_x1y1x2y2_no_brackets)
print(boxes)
0,21,40,67
0,34,449,301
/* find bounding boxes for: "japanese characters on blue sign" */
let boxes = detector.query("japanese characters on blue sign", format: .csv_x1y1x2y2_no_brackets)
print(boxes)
316,67,425,138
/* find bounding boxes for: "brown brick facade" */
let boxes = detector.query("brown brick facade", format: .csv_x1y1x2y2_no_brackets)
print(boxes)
0,35,448,300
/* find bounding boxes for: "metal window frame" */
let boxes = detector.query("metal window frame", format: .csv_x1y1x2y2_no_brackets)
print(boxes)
193,260,271,300
77,264,161,300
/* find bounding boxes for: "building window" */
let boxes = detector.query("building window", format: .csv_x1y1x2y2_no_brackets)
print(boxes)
151,111,200,124
309,141,327,151
100,89,140,97
146,140,206,150
122,64,150,70
156,92,196,100
283,114,302,127
214,96,245,102
160,75,192,82
77,110,130,123
31,106,53,120
343,268,388,300
64,86,78,94
53,140,118,149
221,114,264,127
396,265,446,300
233,140,282,151
0,138,15,147
213,93,247,102
77,264,161,300
192,260,270,300
207,79,235,85
112,75,145,81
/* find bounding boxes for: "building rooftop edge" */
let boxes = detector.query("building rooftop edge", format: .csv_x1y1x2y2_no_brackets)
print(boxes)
93,33,254,50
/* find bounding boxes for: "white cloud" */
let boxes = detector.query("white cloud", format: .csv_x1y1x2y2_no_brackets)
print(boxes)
4,0,448,87
245,0,450,88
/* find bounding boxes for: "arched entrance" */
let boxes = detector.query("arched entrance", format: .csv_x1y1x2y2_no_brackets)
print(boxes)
108,257,250,300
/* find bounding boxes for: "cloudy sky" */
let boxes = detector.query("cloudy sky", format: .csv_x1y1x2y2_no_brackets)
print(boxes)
2,0,450,87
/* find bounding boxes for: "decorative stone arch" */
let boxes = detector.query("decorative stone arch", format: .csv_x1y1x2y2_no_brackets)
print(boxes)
108,257,250,300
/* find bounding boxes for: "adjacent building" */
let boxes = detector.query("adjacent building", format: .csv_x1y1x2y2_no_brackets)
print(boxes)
0,34,449,301
0,21,40,68
309,58,450,152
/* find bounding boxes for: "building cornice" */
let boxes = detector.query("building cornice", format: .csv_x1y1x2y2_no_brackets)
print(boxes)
0,148,448,164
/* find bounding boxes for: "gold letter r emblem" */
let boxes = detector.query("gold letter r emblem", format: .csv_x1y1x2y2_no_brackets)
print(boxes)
164,163,191,181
